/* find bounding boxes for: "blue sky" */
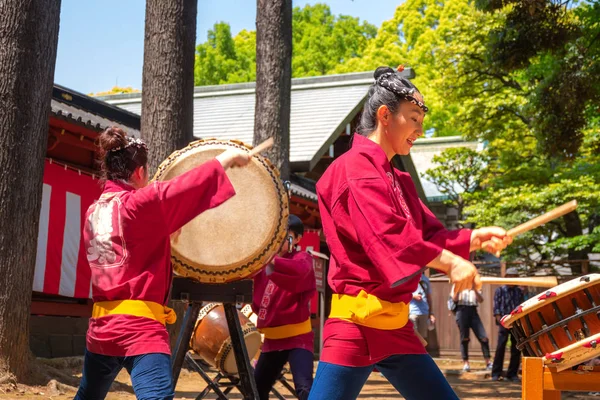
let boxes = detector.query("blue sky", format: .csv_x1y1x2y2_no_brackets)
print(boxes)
55,0,402,94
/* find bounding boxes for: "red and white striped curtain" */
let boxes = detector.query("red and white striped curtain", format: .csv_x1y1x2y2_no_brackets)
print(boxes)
33,160,102,299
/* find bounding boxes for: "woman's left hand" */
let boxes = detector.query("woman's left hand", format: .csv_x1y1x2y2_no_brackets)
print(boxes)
470,227,513,255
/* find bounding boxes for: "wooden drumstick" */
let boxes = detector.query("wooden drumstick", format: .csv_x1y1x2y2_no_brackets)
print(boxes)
481,200,578,255
506,200,578,237
480,276,558,288
415,331,428,347
248,138,274,157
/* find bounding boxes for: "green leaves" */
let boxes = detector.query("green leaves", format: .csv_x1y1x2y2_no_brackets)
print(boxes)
193,4,376,86
194,23,253,86
464,177,600,261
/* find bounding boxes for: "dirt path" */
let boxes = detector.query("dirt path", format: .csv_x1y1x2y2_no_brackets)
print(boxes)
1,357,599,399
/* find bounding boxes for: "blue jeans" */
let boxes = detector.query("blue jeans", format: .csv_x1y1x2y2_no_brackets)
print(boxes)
308,354,458,400
74,350,174,400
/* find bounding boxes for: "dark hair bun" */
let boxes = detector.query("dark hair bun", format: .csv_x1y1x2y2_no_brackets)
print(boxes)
374,66,394,80
98,126,128,152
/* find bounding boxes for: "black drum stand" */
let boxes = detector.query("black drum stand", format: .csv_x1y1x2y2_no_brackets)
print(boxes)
170,277,259,399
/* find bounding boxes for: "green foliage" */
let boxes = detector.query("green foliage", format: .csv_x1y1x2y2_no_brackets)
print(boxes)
194,23,255,85
465,177,600,261
292,3,377,76
193,4,376,86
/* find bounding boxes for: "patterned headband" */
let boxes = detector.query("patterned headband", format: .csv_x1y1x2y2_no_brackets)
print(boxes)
376,71,429,113
109,137,147,152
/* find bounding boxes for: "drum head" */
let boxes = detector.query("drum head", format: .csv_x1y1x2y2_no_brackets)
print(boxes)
154,139,289,283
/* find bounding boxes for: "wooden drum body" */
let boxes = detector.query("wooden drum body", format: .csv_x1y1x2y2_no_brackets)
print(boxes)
502,274,600,371
190,303,262,374
153,139,289,283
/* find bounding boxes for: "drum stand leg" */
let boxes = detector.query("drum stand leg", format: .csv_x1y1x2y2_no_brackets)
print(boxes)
185,354,229,400
172,302,202,389
223,302,260,399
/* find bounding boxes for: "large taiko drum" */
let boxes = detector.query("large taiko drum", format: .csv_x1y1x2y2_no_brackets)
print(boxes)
502,274,600,371
190,303,262,374
153,139,289,283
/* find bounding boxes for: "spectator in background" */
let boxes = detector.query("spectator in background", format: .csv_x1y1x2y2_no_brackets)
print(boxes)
491,268,524,382
451,285,492,372
409,272,435,342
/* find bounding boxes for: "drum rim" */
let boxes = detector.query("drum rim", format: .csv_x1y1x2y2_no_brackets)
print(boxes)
153,138,289,283
502,274,600,328
543,331,600,372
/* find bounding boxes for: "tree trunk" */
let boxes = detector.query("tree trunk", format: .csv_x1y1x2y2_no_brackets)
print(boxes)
564,210,588,274
141,0,197,173
254,0,293,180
0,0,61,381
140,0,197,351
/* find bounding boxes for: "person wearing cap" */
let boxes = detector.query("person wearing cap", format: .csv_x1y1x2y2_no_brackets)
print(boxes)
491,268,524,381
251,215,317,400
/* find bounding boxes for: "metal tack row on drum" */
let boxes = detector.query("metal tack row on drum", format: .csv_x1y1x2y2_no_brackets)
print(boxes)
153,138,290,283
501,273,600,371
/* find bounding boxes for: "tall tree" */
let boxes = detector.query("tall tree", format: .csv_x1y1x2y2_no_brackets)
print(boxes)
254,0,293,180
0,0,61,382
141,0,197,173
140,0,197,349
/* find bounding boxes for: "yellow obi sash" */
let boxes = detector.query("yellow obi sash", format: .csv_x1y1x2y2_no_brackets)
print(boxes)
259,318,312,340
92,300,177,325
329,290,408,330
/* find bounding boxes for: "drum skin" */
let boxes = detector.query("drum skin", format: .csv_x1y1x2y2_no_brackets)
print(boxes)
191,303,262,374
502,274,600,371
153,139,289,283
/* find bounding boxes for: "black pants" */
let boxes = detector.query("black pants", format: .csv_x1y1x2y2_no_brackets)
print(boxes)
254,348,313,400
492,325,521,379
455,305,490,361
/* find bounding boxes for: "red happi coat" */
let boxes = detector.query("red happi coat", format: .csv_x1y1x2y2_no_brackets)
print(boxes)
252,250,316,352
84,159,235,356
316,134,472,366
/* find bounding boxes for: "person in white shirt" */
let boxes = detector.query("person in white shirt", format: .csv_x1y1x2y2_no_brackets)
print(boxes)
451,285,491,372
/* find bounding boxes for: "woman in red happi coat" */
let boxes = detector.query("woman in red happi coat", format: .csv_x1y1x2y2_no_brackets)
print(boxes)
309,67,512,400
74,127,250,400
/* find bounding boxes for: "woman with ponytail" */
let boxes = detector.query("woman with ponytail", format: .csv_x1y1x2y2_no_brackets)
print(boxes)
74,127,250,400
311,67,511,399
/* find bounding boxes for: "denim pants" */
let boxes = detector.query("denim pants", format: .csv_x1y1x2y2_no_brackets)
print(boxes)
492,325,521,379
455,305,490,361
254,348,313,400
74,349,174,400
308,354,458,400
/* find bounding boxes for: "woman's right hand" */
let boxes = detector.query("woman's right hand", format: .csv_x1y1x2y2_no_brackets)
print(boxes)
448,257,481,294
216,148,251,169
